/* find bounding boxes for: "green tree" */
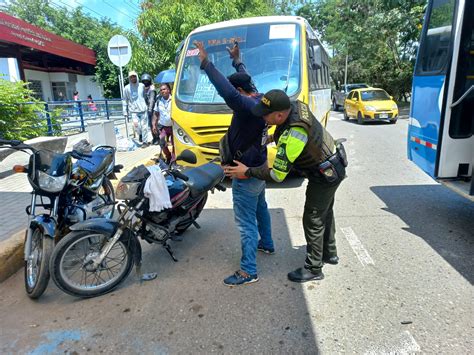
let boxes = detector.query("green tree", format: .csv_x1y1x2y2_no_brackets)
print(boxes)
0,79,54,140
297,0,425,100
4,0,151,98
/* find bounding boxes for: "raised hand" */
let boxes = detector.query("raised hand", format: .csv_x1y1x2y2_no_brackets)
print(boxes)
226,41,240,60
193,41,207,63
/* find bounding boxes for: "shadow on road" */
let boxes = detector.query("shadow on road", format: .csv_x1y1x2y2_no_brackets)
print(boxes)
0,208,320,354
371,184,474,284
220,175,305,189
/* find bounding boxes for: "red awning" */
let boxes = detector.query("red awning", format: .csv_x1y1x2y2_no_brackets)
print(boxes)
0,12,96,65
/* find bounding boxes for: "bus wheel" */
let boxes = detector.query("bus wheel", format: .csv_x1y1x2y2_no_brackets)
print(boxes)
357,112,364,125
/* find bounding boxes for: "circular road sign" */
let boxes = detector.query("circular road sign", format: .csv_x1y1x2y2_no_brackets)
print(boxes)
107,35,132,67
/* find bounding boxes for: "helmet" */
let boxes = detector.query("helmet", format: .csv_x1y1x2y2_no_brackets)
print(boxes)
141,73,152,84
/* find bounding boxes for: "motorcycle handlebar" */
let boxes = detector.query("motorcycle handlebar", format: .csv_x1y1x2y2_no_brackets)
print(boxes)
70,150,93,159
0,139,22,146
171,169,189,181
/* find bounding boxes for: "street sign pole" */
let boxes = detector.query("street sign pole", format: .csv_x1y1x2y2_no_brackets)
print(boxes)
107,35,132,139
118,50,129,138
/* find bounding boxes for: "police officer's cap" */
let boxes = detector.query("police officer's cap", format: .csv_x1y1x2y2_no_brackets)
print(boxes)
251,89,291,116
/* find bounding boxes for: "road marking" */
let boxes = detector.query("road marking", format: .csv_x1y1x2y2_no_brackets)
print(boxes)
364,331,421,354
340,227,374,267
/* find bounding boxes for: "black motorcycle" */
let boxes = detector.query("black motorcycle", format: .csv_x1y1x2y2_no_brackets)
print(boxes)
50,150,225,298
0,139,121,298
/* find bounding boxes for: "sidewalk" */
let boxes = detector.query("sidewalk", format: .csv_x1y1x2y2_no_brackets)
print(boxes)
0,131,161,281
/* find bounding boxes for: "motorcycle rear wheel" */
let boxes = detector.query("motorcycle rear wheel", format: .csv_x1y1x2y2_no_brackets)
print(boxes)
24,228,54,299
50,230,133,298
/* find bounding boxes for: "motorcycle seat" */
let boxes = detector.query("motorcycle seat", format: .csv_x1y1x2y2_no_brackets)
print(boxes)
183,163,224,197
76,148,114,179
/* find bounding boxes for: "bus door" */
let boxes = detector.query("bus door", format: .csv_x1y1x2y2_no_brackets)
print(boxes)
437,0,473,189
408,0,457,178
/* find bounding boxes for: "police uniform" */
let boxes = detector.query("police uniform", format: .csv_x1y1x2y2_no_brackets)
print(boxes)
246,89,347,282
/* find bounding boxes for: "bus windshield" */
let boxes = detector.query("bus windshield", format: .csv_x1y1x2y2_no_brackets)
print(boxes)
177,23,301,106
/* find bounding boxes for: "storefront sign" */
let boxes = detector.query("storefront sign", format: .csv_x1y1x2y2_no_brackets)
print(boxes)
0,12,96,65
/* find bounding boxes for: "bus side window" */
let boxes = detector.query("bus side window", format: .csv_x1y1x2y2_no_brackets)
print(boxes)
307,40,318,91
415,0,456,75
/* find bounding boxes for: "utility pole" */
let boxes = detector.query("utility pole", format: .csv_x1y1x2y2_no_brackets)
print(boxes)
344,54,348,88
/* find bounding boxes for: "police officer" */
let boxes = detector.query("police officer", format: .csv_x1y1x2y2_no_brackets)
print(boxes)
225,89,347,283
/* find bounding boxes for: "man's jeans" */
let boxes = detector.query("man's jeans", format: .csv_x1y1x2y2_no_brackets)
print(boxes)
131,112,152,143
232,177,273,276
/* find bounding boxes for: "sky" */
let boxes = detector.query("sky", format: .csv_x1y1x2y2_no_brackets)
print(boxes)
50,0,140,31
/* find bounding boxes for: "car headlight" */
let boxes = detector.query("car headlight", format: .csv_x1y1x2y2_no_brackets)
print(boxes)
173,122,196,146
392,104,398,110
37,171,67,192
364,105,376,112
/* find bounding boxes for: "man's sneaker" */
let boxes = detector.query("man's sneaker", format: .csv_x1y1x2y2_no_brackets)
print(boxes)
257,243,275,255
223,270,259,287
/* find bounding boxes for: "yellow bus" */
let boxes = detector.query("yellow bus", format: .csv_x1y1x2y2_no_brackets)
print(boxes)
172,16,331,165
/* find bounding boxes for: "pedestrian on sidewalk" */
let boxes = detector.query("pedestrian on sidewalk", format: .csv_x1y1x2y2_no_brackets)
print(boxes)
225,90,347,283
152,83,174,162
124,71,152,147
87,94,98,113
194,40,274,287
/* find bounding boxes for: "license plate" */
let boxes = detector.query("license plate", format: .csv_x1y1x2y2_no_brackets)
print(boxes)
379,113,388,119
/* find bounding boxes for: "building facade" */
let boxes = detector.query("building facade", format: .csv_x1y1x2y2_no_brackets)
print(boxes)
0,11,103,101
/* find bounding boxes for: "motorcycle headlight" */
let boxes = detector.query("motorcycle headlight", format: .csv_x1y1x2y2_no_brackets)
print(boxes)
364,105,376,112
37,171,67,192
392,104,398,110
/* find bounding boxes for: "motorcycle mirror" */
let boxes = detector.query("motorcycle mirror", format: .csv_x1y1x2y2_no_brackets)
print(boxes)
176,149,197,164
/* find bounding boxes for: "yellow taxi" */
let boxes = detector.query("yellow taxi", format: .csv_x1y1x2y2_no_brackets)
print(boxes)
343,88,398,124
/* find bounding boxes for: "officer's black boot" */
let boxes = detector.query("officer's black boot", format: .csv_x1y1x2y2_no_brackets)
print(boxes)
288,267,324,283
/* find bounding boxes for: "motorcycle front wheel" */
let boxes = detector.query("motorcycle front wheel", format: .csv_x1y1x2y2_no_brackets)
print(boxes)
24,228,54,299
50,230,133,298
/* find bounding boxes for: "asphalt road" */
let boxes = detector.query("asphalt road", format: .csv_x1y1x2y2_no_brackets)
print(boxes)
0,112,472,354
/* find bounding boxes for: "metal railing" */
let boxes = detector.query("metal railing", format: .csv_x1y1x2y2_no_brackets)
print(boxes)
43,99,128,136
1,99,129,138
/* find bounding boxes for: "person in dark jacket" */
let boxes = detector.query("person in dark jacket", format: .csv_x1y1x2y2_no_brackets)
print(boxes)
224,90,347,283
141,73,158,144
194,40,274,287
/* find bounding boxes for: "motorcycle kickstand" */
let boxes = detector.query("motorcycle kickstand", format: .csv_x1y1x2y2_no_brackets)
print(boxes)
164,241,178,262
192,221,201,229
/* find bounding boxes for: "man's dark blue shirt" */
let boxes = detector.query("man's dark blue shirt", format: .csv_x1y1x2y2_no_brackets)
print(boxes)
200,58,267,168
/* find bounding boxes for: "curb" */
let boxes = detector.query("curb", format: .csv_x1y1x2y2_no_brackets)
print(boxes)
0,230,25,282
0,151,160,283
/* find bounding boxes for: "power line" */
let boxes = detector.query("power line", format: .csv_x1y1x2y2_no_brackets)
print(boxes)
72,0,107,19
103,0,136,21
123,0,141,15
